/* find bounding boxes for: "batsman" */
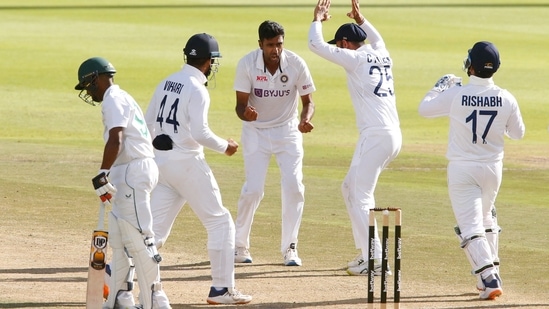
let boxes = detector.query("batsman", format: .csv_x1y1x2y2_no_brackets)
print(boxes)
75,57,171,309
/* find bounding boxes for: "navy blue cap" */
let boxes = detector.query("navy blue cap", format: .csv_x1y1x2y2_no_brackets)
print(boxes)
327,23,367,44
184,33,222,59
469,41,500,73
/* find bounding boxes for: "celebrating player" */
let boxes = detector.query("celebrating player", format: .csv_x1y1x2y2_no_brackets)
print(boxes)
233,20,316,266
308,0,402,275
74,57,171,309
418,41,525,300
145,33,252,305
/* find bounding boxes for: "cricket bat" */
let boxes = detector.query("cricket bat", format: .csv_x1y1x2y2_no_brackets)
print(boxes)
86,201,109,308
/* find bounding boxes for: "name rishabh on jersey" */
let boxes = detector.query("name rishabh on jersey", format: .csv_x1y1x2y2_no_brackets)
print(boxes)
461,95,502,107
420,76,525,162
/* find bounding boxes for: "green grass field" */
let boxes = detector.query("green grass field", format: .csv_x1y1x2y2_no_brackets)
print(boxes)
1,1,548,308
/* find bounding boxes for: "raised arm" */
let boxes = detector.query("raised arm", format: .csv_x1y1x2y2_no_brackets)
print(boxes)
347,0,384,48
313,0,331,22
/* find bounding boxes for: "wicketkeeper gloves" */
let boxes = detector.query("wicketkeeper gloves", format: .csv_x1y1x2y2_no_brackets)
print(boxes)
432,74,462,92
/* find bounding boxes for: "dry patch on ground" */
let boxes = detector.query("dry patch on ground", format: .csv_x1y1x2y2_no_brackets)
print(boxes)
1,224,548,309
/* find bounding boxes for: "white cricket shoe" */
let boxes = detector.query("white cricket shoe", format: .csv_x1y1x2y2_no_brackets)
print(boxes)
283,243,302,266
347,252,364,267
206,287,252,305
479,273,503,300
234,247,253,263
346,259,392,276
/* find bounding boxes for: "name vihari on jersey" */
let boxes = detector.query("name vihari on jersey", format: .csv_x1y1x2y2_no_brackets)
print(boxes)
163,80,184,94
461,95,502,107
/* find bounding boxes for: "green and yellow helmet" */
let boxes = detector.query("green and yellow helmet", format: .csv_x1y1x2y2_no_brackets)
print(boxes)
75,57,116,91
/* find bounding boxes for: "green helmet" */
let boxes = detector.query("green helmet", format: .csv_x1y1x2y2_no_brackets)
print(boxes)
74,57,116,90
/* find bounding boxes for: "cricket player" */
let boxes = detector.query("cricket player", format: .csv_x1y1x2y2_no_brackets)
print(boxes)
418,41,525,300
233,20,316,266
74,57,171,309
145,33,252,305
308,0,402,276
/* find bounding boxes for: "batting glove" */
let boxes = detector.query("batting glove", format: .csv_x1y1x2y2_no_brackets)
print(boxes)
432,74,462,92
92,170,116,203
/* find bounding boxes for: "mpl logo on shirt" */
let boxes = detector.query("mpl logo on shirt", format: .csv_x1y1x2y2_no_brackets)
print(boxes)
254,88,291,98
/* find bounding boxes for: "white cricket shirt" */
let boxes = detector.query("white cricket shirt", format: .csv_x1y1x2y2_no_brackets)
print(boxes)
419,76,525,162
145,65,228,159
101,85,154,166
233,48,316,128
308,21,400,133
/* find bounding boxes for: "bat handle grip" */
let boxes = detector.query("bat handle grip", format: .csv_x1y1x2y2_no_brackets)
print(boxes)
97,201,109,230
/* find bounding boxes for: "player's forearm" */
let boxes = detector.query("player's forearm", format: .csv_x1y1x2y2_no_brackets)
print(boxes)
188,102,229,153
505,114,526,140
359,17,384,48
300,101,315,123
308,21,346,67
235,104,248,121
308,21,326,52
101,140,119,170
418,93,447,118
191,128,228,154
101,128,122,169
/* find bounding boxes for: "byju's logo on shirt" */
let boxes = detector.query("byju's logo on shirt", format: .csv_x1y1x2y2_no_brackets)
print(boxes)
254,88,291,98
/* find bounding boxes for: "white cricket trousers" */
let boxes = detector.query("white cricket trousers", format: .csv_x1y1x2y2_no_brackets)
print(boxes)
235,119,304,253
109,157,158,238
447,160,502,238
151,153,236,289
342,128,401,260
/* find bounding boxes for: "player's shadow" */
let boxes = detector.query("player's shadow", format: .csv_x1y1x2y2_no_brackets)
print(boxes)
0,266,88,283
3,264,546,308
161,261,349,282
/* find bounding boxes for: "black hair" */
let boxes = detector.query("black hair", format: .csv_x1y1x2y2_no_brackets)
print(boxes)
258,20,284,41
186,57,210,67
473,68,495,79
